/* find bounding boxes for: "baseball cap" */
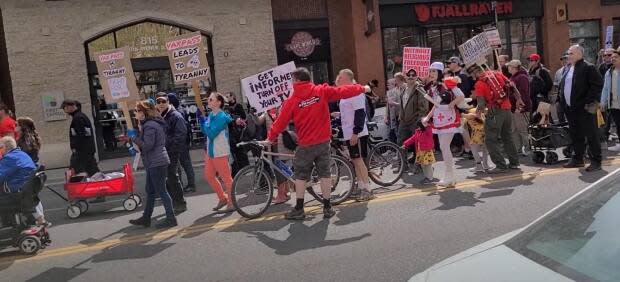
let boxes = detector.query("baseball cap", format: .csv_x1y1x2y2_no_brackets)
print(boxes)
446,57,462,65
528,53,541,61
155,92,169,101
429,61,445,71
60,99,79,108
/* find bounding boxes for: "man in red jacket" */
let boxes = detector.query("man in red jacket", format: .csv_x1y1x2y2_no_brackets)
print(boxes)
267,67,371,220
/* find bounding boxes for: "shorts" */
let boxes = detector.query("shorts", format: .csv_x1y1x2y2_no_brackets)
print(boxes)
293,142,331,181
346,135,369,159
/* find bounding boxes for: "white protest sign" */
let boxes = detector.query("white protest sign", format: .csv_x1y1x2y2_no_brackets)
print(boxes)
458,33,491,66
402,47,432,77
484,27,502,49
241,61,296,113
605,26,614,49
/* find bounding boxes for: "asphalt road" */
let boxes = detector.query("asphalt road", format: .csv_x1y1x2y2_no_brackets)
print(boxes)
1,152,619,282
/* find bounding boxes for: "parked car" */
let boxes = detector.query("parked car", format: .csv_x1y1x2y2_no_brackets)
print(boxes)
409,168,620,282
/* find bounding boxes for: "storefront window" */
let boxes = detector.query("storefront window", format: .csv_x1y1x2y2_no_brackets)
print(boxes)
87,33,115,61
115,22,181,58
510,18,538,64
569,20,601,64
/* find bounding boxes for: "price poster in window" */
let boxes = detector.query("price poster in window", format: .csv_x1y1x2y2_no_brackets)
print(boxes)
94,46,140,104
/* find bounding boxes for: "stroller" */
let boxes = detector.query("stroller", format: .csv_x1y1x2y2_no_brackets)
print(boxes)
528,122,573,164
0,168,51,255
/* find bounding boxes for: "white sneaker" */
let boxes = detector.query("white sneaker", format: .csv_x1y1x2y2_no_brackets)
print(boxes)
608,144,620,152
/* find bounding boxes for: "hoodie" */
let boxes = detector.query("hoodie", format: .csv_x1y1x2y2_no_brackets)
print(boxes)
161,105,188,153
267,81,365,147
134,118,170,169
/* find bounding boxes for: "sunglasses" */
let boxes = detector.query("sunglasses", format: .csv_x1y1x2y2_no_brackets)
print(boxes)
156,99,168,104
604,54,613,57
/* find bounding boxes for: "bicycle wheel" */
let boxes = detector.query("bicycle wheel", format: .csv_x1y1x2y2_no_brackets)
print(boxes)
307,154,355,205
231,165,273,219
368,141,406,186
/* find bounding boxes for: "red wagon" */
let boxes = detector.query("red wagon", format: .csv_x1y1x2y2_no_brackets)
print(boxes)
63,163,142,219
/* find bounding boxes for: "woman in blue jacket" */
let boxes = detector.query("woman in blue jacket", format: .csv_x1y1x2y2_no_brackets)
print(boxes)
129,100,177,228
200,92,235,213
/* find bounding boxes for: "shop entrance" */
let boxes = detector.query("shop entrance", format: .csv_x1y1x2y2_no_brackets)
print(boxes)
84,20,215,160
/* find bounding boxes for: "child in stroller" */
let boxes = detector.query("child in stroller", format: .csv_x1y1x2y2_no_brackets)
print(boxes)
0,168,51,255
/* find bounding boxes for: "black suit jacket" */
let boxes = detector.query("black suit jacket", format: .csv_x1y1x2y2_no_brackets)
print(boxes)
559,59,603,112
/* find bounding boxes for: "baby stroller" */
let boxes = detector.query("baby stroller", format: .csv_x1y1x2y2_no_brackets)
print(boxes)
528,122,573,164
0,168,51,255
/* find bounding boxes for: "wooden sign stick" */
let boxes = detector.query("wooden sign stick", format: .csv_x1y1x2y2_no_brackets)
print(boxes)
119,101,133,130
192,80,205,112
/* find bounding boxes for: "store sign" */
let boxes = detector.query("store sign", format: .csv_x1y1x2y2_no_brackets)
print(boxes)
165,31,210,84
241,61,296,113
459,33,491,66
41,90,66,122
414,1,513,23
402,47,431,78
285,32,321,58
94,46,140,104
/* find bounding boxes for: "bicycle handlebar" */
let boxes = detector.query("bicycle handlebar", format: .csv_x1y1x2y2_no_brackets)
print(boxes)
236,140,271,148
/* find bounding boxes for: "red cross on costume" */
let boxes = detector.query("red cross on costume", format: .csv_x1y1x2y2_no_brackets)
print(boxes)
437,113,445,122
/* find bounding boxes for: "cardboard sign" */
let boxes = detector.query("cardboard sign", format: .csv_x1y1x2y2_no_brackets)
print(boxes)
41,90,67,121
484,27,502,49
165,31,210,84
402,47,431,77
605,26,614,49
94,47,140,104
458,33,491,66
241,61,296,113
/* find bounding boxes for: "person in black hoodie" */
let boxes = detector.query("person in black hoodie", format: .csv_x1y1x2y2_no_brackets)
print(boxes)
155,93,187,213
166,93,197,193
224,92,249,176
62,99,100,176
527,53,553,111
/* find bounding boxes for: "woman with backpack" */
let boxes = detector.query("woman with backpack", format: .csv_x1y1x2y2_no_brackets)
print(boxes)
422,62,465,188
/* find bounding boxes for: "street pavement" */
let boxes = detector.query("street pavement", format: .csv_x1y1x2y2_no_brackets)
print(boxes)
1,150,620,282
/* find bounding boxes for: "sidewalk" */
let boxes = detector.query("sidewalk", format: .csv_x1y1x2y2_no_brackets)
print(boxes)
45,149,206,184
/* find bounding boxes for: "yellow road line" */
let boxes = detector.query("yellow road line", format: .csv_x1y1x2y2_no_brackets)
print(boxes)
3,158,620,264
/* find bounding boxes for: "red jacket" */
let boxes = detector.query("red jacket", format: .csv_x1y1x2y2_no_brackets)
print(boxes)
474,71,511,110
403,127,434,152
268,81,365,147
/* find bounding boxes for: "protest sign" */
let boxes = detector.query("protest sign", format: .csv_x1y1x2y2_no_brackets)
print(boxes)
605,26,614,49
458,33,491,66
241,61,296,113
165,31,209,110
94,46,140,104
484,27,502,49
402,47,431,77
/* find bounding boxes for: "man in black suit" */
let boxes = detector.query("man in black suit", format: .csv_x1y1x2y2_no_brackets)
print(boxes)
559,45,604,171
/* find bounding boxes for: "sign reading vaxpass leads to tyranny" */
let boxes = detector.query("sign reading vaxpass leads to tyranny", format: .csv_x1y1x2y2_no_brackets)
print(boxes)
94,46,140,104
165,31,210,84
241,62,296,113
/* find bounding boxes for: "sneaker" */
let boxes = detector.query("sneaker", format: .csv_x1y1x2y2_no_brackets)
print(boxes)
470,163,486,173
508,164,520,170
183,185,196,193
212,200,227,211
285,208,306,220
419,178,434,185
586,162,602,172
487,167,508,174
608,144,620,152
155,218,178,229
129,217,151,228
323,206,336,219
350,187,362,199
356,190,376,202
173,202,187,214
217,206,237,214
437,181,456,188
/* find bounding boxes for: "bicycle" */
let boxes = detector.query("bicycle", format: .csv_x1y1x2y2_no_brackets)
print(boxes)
329,121,406,187
231,141,355,219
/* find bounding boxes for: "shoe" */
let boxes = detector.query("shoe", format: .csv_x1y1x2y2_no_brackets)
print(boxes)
273,196,291,205
586,162,602,172
413,164,422,175
419,178,434,185
563,161,585,168
350,188,361,199
437,181,456,188
213,200,227,211
323,206,336,219
173,202,187,214
356,189,376,202
487,167,508,174
183,185,196,193
608,144,620,152
508,164,520,170
129,217,151,228
285,208,306,220
217,206,236,214
155,218,178,229
470,163,486,173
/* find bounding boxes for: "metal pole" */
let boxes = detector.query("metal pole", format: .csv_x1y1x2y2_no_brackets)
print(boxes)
492,1,499,27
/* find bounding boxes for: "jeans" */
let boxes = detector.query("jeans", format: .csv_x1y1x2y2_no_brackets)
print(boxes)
166,151,186,205
179,149,196,187
143,165,175,220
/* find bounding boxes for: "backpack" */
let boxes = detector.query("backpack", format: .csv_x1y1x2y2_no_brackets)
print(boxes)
529,67,550,99
481,71,511,107
282,130,298,151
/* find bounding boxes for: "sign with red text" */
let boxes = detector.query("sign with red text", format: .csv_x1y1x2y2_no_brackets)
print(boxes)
241,62,296,113
165,31,210,84
402,47,431,77
94,46,140,104
414,1,513,24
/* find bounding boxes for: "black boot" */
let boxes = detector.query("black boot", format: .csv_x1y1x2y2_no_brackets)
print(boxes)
586,161,602,172
129,217,151,228
156,217,178,229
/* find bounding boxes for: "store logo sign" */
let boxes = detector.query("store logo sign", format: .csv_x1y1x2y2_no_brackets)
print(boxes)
414,1,513,23
285,32,321,58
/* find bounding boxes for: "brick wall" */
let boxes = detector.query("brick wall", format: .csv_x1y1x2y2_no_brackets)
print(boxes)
0,0,277,168
272,0,326,21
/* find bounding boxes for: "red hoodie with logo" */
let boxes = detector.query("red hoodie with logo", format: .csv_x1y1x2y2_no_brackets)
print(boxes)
268,81,365,147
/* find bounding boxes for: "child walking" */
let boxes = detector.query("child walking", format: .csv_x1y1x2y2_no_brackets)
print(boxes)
463,108,489,172
402,120,436,185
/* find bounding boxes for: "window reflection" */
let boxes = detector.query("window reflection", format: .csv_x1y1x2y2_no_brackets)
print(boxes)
569,20,601,64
